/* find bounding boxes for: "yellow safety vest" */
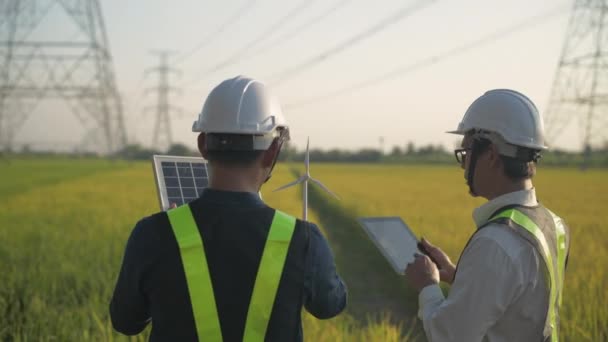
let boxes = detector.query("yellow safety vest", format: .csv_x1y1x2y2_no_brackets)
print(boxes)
490,208,568,342
167,204,296,341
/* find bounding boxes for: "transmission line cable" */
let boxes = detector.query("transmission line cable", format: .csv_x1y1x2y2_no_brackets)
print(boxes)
250,0,355,57
186,0,316,85
283,4,569,109
173,0,258,65
267,0,436,85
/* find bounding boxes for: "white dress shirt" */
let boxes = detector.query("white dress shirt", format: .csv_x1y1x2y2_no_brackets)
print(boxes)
418,188,549,342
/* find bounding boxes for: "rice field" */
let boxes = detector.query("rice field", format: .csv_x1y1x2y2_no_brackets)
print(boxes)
307,164,608,341
0,159,606,341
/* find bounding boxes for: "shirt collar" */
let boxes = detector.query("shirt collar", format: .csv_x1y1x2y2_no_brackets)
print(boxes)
198,188,265,208
473,188,538,228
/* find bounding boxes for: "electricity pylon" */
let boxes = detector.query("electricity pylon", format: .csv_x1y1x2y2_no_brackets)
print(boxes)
545,0,608,158
0,0,127,153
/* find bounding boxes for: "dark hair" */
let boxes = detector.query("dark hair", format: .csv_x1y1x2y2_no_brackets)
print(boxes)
500,156,536,180
203,133,265,166
206,150,264,166
470,135,536,180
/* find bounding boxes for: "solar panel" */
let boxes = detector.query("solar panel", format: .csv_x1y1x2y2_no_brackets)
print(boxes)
152,155,209,211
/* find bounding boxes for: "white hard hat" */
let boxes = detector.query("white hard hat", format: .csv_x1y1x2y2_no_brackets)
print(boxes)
448,89,548,152
193,75,289,150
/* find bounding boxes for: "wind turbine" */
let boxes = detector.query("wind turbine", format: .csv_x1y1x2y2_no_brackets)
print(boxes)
274,137,339,221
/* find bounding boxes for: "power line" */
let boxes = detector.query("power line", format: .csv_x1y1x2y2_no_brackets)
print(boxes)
266,0,436,85
186,0,316,85
172,0,258,66
124,73,148,113
283,4,569,110
249,0,355,57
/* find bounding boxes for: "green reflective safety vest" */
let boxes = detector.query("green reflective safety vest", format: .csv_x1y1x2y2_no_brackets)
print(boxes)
489,206,569,342
167,204,296,341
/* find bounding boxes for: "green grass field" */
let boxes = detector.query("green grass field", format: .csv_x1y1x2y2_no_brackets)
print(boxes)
306,164,608,341
1,159,606,341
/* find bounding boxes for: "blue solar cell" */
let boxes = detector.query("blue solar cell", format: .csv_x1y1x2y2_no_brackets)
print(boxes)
182,188,196,198
193,167,207,177
164,177,179,187
180,178,194,187
195,178,207,187
178,167,192,177
163,166,177,177
167,187,181,197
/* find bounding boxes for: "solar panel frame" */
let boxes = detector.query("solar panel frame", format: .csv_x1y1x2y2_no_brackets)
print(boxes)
152,155,209,211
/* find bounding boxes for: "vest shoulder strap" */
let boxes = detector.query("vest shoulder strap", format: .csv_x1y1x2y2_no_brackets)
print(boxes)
243,209,296,342
167,204,223,341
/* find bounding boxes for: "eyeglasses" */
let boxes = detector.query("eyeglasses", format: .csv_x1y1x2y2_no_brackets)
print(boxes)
454,148,471,164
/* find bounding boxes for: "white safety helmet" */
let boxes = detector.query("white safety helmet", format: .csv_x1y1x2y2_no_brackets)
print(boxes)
448,89,548,158
193,75,289,150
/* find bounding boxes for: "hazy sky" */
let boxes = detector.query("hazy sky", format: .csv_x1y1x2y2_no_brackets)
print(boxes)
15,0,583,152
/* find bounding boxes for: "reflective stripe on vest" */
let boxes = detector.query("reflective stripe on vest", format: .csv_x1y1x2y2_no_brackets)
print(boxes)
490,209,567,342
167,205,296,341
547,209,568,306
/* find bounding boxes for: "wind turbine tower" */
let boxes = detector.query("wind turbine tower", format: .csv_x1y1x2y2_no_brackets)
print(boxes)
274,138,339,221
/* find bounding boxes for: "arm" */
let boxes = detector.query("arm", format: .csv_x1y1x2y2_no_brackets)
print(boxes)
303,223,348,319
109,221,151,335
417,236,523,342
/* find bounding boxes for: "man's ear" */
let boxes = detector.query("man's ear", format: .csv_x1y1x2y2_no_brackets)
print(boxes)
261,140,281,167
197,133,209,159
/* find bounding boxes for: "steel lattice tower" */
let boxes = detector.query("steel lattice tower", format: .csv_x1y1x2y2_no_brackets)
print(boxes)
144,51,180,152
0,0,127,153
545,0,608,152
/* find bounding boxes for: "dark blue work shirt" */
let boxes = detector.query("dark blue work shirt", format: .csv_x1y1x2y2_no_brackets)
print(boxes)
110,189,347,341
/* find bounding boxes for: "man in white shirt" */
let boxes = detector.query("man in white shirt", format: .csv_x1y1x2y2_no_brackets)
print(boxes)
405,89,570,342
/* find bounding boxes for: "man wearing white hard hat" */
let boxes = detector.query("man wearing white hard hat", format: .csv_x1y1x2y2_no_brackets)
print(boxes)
110,76,347,341
405,89,570,342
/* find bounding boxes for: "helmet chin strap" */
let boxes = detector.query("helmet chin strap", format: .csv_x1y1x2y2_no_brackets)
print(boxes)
466,157,478,197
466,138,486,197
259,140,283,191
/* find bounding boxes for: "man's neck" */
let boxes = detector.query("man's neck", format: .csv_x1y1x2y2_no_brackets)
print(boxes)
486,178,533,201
208,164,261,193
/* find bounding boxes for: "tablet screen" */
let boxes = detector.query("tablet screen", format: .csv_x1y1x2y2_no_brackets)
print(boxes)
358,217,420,275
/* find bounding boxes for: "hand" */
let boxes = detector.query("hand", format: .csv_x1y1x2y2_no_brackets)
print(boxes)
169,203,177,209
405,254,440,292
420,238,456,284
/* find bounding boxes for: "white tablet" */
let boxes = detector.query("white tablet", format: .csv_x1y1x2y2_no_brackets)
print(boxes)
358,217,422,275
152,155,209,211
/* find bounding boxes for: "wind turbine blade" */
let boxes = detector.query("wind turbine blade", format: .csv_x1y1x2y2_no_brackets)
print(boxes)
310,177,340,199
273,176,306,192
